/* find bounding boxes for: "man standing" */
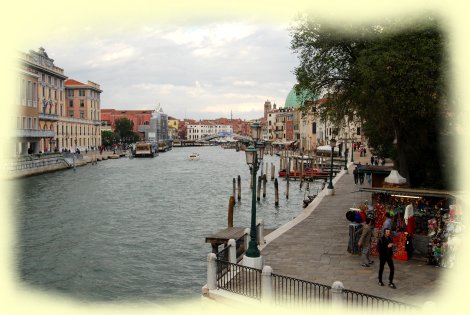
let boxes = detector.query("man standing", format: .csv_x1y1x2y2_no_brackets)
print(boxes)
358,218,374,267
378,228,396,289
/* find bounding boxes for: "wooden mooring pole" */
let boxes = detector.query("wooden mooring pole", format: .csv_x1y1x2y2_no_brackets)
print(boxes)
274,178,279,206
228,196,235,227
237,175,241,201
262,174,267,198
232,178,236,203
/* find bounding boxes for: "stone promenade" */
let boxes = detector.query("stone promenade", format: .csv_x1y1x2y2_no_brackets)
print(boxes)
260,151,446,306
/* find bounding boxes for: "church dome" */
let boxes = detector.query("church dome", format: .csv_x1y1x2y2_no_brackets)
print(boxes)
284,88,317,108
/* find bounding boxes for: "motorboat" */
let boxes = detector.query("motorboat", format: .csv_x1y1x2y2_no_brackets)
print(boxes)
188,153,200,160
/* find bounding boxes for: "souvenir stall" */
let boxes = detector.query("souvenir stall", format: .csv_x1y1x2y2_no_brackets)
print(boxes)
359,186,463,267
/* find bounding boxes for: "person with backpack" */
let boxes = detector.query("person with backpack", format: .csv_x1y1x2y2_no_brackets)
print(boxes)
358,217,374,267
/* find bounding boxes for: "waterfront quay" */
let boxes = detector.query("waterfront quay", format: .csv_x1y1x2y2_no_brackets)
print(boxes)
257,150,444,306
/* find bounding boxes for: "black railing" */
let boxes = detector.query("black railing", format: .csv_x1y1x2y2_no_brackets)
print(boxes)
343,289,416,310
215,259,262,299
272,273,331,306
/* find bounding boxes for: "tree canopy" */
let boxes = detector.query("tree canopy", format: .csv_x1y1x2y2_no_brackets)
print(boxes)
290,16,454,189
113,118,140,143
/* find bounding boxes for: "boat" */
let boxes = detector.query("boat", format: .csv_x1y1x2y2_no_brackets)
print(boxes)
133,142,155,158
278,167,329,178
188,153,200,160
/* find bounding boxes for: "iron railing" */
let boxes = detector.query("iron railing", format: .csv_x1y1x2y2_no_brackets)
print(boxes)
272,273,331,306
215,259,262,299
343,288,417,311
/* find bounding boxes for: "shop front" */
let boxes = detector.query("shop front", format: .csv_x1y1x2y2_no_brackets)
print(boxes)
358,187,462,268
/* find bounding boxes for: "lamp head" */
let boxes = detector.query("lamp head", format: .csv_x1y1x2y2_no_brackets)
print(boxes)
330,138,337,148
245,145,257,166
251,122,261,140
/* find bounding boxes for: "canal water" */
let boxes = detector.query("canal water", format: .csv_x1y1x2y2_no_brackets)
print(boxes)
13,146,319,304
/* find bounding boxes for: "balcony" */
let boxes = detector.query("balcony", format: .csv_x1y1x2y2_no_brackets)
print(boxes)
93,120,101,126
39,113,59,121
15,129,54,138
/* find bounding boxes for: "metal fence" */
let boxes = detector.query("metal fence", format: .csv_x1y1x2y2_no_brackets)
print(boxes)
343,288,417,311
215,259,262,299
272,273,331,306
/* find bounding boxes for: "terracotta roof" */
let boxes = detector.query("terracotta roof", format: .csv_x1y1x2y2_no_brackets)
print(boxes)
65,79,85,86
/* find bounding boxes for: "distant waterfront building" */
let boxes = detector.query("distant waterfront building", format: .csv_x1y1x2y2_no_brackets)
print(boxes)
64,79,102,150
137,105,169,143
186,122,233,140
101,109,152,138
168,116,179,140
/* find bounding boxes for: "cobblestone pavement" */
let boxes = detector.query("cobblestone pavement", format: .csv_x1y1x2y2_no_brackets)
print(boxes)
260,150,446,306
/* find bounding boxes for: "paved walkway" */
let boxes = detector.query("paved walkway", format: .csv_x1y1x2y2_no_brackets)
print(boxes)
260,150,445,306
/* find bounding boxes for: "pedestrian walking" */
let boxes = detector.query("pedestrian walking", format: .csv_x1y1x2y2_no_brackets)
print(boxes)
378,228,396,289
353,166,358,184
370,156,375,165
358,218,374,267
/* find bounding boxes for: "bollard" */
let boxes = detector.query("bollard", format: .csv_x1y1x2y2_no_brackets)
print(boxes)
274,178,279,206
228,239,236,264
257,176,261,201
261,265,273,303
207,253,217,290
244,228,250,253
237,175,241,201
228,196,235,227
232,178,236,203
262,174,267,198
331,281,344,308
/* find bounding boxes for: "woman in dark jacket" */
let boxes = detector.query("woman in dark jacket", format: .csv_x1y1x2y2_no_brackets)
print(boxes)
378,228,396,288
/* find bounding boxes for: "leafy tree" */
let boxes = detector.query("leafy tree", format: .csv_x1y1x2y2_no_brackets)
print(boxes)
101,130,120,146
290,16,454,189
114,118,140,144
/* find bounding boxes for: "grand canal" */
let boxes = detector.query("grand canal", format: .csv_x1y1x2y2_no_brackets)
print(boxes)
13,146,313,303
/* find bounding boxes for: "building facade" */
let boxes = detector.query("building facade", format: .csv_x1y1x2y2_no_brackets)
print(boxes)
101,109,153,135
63,79,102,150
186,122,233,140
17,48,68,154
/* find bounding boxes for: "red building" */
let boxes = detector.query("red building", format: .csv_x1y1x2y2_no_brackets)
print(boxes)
101,109,153,132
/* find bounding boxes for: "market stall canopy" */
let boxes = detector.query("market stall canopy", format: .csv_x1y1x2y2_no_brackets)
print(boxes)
384,170,407,184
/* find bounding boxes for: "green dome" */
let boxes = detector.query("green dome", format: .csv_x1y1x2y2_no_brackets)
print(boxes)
284,88,317,108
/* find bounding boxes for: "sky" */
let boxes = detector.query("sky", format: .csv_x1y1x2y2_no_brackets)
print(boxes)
22,20,298,121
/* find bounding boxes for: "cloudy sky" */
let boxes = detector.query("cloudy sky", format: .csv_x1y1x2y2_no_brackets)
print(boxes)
23,20,298,121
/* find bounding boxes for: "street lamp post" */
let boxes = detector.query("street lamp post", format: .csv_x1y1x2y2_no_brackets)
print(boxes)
327,138,336,195
243,122,265,269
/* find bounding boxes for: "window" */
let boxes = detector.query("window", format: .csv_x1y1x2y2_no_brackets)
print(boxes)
80,111,84,119
33,118,37,129
48,76,51,84
22,79,26,105
17,117,20,129
312,122,316,134
80,100,84,107
42,74,45,82
69,111,74,117
60,91,63,101
60,105,63,116
33,83,37,105
69,100,73,107
79,90,85,97
27,81,32,105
